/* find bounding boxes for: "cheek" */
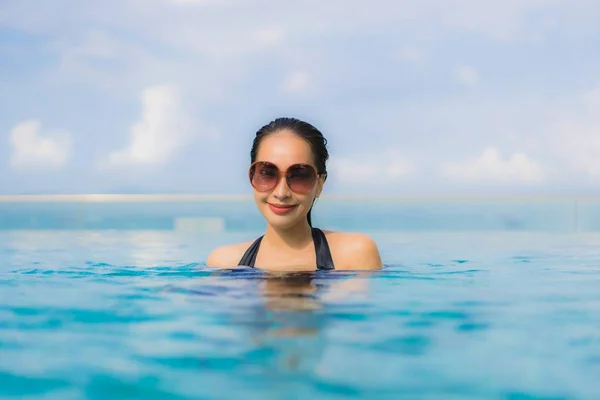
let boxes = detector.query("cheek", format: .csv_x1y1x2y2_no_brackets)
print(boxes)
253,190,267,204
298,191,317,206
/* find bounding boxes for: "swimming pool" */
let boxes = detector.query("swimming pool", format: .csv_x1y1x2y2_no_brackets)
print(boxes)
2,197,600,399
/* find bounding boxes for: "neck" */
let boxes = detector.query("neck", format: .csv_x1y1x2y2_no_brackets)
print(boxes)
264,220,313,250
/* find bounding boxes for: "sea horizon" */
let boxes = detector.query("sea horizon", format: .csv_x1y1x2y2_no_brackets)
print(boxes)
2,193,600,203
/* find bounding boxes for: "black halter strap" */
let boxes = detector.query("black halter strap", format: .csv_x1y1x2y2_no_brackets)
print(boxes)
237,227,334,270
237,235,262,268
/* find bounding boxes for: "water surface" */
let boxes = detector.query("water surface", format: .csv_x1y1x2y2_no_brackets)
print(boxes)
2,229,600,399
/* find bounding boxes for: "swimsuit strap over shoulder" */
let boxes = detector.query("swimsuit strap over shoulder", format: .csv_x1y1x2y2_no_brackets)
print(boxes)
311,227,334,270
237,235,263,267
237,227,334,270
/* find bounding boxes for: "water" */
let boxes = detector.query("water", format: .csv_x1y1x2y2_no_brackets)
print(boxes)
2,199,600,399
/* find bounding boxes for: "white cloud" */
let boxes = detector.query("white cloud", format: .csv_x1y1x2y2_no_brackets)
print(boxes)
255,27,285,46
8,120,72,170
2,0,597,49
561,126,600,178
168,0,210,4
1,0,594,97
328,150,414,184
584,84,600,111
456,65,479,86
59,30,117,60
551,83,600,179
281,70,311,94
442,147,545,183
433,0,564,43
103,84,194,167
48,29,175,93
395,46,428,63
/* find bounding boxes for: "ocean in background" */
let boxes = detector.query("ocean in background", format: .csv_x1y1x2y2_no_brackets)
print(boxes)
1,195,600,232
2,195,600,399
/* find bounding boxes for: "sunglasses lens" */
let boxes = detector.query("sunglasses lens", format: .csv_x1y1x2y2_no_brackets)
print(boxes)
251,162,279,191
287,164,317,193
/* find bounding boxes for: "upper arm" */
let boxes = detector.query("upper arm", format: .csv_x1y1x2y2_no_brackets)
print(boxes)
340,234,383,270
206,246,235,267
205,247,224,267
206,241,250,268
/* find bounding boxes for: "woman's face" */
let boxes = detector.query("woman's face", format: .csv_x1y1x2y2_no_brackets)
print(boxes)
251,130,324,230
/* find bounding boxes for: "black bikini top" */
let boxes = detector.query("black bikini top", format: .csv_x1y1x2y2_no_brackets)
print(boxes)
237,227,335,270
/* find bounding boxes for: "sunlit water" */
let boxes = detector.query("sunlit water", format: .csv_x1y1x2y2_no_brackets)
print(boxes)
2,226,600,399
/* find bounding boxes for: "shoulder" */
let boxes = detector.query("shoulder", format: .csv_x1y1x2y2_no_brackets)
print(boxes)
206,240,255,268
323,230,382,270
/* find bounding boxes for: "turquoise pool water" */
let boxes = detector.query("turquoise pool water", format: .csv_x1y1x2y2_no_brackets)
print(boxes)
2,199,600,399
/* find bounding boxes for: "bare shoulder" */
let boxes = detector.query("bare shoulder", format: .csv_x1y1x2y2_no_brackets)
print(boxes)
323,230,383,270
206,240,254,268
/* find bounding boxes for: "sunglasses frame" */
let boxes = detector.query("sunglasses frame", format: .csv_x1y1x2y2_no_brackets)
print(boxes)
248,161,325,194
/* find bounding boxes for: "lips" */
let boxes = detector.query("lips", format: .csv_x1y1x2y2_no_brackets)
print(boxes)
268,203,297,215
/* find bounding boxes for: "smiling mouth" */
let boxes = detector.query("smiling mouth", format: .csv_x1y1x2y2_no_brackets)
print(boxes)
268,203,297,214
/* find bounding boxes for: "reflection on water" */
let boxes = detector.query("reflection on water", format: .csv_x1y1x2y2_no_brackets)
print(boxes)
260,272,321,312
237,271,330,374
124,231,176,268
236,270,378,375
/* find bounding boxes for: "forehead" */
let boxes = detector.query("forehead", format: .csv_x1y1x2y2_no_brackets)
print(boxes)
255,130,314,166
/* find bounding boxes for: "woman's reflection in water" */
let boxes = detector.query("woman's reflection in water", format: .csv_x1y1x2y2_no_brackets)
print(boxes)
249,271,324,372
200,267,370,374
247,270,369,373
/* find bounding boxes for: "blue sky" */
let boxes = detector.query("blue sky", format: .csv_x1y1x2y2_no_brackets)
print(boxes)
1,0,599,195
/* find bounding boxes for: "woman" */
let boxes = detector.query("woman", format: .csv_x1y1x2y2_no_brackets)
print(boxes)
206,117,382,271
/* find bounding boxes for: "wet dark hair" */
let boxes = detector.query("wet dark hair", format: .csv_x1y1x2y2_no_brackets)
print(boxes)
250,117,329,227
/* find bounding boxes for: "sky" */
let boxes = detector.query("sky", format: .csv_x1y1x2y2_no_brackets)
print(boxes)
1,0,599,196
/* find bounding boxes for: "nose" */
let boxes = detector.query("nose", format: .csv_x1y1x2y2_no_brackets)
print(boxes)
272,174,291,200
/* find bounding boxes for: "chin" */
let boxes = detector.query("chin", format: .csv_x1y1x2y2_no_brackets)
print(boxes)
262,207,305,229
266,219,298,230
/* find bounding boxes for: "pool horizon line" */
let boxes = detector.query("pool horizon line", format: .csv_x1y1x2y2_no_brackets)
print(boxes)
1,193,600,203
